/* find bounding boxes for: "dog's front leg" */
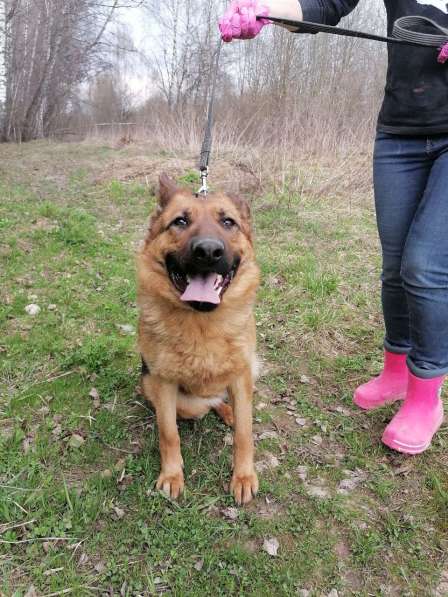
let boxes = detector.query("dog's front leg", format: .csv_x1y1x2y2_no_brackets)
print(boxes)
144,375,184,499
228,368,258,505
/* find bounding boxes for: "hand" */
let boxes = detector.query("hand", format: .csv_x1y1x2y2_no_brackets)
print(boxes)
218,0,270,43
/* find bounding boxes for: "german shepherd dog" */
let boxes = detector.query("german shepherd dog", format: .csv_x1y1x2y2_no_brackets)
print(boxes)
137,174,260,504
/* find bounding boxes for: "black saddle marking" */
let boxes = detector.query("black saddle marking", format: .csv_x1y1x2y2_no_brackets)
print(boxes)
141,356,150,376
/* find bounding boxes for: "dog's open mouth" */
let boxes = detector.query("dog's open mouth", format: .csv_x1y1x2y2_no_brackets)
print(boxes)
166,254,239,311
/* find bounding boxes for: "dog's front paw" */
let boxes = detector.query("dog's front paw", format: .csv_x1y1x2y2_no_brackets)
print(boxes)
230,470,258,505
156,470,184,499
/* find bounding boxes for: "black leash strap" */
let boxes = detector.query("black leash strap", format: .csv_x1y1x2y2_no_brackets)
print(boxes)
197,39,222,197
195,15,447,197
262,15,448,50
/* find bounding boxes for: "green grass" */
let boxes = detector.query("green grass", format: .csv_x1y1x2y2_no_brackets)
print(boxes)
1,140,448,596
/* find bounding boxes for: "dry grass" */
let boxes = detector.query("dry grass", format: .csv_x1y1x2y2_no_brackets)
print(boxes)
82,124,373,204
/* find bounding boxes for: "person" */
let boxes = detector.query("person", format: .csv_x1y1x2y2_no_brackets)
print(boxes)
218,0,448,454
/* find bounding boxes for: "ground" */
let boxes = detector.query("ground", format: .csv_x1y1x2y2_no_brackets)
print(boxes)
1,140,447,596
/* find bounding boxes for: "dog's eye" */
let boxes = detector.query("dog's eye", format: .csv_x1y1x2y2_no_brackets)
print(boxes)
171,216,189,228
221,217,236,229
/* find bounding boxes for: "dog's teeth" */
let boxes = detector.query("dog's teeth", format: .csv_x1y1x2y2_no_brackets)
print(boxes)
186,276,191,283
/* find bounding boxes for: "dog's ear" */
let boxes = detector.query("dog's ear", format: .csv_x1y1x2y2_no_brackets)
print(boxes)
227,193,252,240
228,193,251,222
158,173,178,209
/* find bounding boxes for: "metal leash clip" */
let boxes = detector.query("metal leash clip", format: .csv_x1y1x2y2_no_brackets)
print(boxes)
196,167,209,197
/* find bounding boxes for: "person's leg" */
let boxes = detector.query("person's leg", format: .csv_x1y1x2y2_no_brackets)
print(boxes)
401,137,448,377
354,132,432,409
382,136,448,453
375,133,433,353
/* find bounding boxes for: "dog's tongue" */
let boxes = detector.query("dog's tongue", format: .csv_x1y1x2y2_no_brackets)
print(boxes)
180,273,220,304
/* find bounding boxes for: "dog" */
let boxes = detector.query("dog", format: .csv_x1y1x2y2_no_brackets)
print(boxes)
137,173,260,504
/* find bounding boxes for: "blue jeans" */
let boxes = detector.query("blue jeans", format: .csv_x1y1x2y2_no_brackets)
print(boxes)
373,132,448,379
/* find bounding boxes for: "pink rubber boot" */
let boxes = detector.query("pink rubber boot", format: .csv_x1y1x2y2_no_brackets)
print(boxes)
382,372,444,455
353,350,408,410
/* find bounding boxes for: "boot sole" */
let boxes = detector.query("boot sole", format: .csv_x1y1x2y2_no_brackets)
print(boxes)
381,411,444,455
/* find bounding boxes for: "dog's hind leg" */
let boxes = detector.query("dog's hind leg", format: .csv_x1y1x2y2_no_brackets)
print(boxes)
213,402,234,427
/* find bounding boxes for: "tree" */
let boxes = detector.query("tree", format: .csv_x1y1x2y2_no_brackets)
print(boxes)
0,0,141,142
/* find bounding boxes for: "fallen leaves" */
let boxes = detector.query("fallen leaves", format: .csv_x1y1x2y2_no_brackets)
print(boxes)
52,424,62,438
42,541,52,554
116,323,135,335
25,304,40,316
223,433,233,446
337,469,366,495
255,453,280,472
69,433,85,449
43,566,64,576
89,387,101,409
78,552,89,566
257,430,279,441
112,505,125,520
332,405,352,416
22,434,35,454
434,569,448,597
194,558,204,571
221,506,239,521
304,484,330,499
297,466,308,481
255,402,267,411
393,463,413,476
262,537,279,556
94,561,106,574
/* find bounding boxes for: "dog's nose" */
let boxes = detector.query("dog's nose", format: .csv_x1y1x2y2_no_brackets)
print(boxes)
191,237,225,266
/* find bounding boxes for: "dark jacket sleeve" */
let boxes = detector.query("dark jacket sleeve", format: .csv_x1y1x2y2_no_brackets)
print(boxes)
299,0,361,25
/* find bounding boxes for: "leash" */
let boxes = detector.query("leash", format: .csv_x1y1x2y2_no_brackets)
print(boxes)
261,15,448,62
197,39,222,197
195,15,447,196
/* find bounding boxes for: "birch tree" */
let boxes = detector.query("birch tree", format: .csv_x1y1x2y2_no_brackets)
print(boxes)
0,0,140,141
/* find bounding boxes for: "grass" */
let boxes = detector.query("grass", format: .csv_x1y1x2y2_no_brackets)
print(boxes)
1,139,448,596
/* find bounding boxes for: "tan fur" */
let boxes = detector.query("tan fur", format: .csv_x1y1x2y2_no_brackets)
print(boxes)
137,174,260,504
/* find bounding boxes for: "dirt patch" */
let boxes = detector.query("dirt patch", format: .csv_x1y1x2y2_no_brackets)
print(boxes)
93,154,262,197
246,497,286,520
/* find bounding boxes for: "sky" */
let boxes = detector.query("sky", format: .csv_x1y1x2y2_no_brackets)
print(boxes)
114,4,158,99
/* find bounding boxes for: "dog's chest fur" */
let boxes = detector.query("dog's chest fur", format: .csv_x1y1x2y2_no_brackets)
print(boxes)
139,303,255,397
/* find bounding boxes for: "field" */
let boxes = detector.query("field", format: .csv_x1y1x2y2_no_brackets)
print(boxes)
1,139,448,596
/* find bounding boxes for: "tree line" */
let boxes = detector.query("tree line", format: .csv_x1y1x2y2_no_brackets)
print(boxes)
0,0,387,149
0,0,141,142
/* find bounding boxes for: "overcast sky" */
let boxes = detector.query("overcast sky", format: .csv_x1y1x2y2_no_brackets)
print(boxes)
114,4,157,99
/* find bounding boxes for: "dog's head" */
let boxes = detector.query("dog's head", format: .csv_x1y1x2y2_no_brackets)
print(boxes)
138,173,259,312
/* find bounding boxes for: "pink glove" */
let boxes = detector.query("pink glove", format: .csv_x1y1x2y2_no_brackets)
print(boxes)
438,42,448,64
219,0,270,43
